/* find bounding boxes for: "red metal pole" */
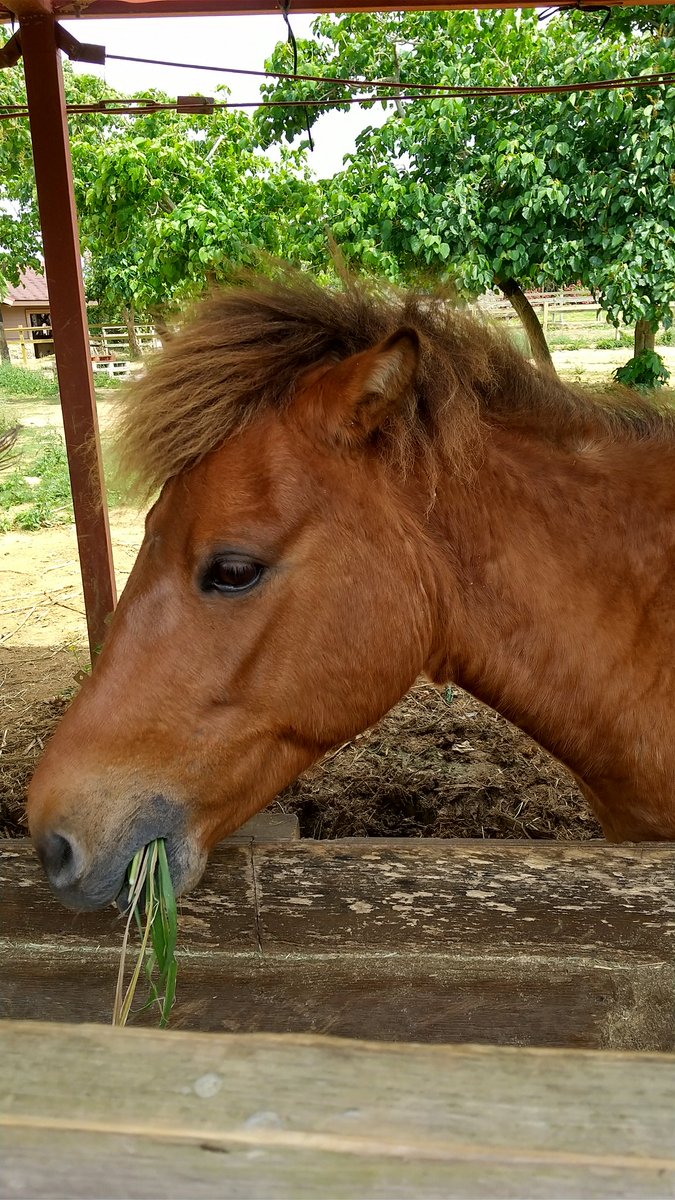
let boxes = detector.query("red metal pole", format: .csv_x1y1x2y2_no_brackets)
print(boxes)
18,11,117,660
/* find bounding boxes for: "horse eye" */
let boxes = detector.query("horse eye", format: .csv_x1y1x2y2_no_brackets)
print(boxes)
204,559,264,594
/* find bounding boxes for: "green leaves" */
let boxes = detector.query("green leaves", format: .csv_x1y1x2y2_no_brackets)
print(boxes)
257,5,675,342
614,349,671,391
3,6,674,350
0,62,327,320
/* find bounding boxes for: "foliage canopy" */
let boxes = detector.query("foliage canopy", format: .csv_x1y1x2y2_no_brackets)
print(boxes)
259,5,675,340
0,65,323,318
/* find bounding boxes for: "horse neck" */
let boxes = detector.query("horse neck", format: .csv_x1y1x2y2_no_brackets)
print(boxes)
421,422,675,832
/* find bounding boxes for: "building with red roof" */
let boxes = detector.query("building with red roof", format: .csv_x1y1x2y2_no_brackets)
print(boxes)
0,268,52,362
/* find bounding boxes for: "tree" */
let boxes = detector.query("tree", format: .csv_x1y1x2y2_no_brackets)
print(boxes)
257,7,675,378
0,61,114,283
0,60,323,329
72,93,324,323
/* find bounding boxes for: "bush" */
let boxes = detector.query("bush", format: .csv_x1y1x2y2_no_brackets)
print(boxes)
596,333,633,350
613,350,671,392
0,431,73,530
0,362,59,398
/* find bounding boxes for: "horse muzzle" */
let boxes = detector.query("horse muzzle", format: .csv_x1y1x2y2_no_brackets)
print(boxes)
31,795,207,911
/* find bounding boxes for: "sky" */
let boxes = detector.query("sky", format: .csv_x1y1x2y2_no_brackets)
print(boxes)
61,13,387,178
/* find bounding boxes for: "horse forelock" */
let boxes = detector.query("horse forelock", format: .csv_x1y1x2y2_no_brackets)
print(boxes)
115,271,674,498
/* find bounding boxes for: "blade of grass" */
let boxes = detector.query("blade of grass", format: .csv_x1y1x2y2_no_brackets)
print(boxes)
150,841,178,1027
117,884,156,1026
112,838,179,1029
112,845,151,1026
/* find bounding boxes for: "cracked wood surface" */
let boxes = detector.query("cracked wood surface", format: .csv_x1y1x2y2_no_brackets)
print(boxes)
1,1021,675,1198
2,838,674,1049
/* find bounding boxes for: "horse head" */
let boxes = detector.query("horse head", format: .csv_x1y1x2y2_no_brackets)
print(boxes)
28,292,446,909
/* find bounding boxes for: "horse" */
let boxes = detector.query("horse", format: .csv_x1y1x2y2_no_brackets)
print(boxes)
27,273,675,911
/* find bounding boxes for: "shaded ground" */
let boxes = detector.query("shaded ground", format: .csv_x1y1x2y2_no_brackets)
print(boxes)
1,666,600,841
279,681,600,840
1,691,70,837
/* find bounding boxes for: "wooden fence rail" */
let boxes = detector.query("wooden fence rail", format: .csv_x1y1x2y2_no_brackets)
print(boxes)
4,322,161,368
2,837,674,1051
1,1021,674,1198
4,294,631,373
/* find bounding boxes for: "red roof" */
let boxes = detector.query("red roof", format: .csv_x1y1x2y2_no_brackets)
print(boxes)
3,268,49,307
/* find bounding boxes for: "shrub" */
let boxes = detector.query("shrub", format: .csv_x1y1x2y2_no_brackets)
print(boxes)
596,333,633,350
0,362,59,398
0,431,73,529
613,350,671,392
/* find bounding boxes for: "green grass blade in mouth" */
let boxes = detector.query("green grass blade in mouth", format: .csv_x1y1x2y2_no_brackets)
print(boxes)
112,838,178,1028
155,839,178,1027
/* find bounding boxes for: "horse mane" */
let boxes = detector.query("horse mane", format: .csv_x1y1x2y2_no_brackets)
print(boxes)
116,272,672,496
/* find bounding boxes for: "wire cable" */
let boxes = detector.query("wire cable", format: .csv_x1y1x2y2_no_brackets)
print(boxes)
0,69,672,121
279,0,314,151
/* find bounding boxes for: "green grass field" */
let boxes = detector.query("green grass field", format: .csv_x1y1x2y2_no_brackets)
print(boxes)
0,364,125,531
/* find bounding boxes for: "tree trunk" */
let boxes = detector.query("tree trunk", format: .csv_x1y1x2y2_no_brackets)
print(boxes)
152,314,174,348
634,318,656,357
495,276,557,375
0,308,10,363
123,304,142,360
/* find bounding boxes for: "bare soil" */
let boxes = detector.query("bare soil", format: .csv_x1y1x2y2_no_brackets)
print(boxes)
0,518,600,842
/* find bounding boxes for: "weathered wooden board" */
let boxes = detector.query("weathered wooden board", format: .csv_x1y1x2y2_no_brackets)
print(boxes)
1,1021,674,1199
2,839,675,1049
219,811,299,843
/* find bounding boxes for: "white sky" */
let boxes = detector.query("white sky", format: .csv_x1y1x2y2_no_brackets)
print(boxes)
61,14,387,178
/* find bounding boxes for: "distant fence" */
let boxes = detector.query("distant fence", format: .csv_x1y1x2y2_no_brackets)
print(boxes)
4,295,626,376
477,291,623,339
4,323,161,375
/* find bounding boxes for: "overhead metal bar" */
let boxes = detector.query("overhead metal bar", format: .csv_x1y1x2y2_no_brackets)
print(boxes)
1,0,669,20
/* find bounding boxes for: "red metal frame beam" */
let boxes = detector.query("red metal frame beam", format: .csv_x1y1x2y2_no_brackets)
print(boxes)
2,0,670,18
18,11,116,659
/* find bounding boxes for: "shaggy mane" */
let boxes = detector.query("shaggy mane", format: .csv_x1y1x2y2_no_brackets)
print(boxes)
116,272,673,496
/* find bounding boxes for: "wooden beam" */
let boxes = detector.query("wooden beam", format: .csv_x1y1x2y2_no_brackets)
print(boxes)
1,0,668,20
1,1021,675,1198
2,838,675,1050
18,10,116,659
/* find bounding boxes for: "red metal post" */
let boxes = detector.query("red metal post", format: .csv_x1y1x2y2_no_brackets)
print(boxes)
18,11,117,660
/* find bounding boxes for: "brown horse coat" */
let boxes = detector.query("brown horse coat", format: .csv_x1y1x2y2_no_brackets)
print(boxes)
28,275,675,908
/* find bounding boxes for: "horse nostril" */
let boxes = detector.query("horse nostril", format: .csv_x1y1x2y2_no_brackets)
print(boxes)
35,830,83,890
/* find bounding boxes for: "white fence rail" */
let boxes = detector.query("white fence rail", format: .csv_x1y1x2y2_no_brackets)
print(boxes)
4,323,161,375
4,296,628,377
478,292,623,339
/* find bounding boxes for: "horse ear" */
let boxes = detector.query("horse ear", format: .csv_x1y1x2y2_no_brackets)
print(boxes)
299,328,420,445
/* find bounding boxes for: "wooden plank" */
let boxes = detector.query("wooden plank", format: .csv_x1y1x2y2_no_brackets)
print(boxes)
250,840,675,957
7,1127,672,1200
1,1022,674,1199
1,842,257,950
1,811,298,949
5,838,675,956
228,811,299,842
2,839,675,1049
4,0,658,24
4,949,671,1050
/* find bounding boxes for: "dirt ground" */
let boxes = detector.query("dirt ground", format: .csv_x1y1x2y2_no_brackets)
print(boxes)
0,514,601,842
